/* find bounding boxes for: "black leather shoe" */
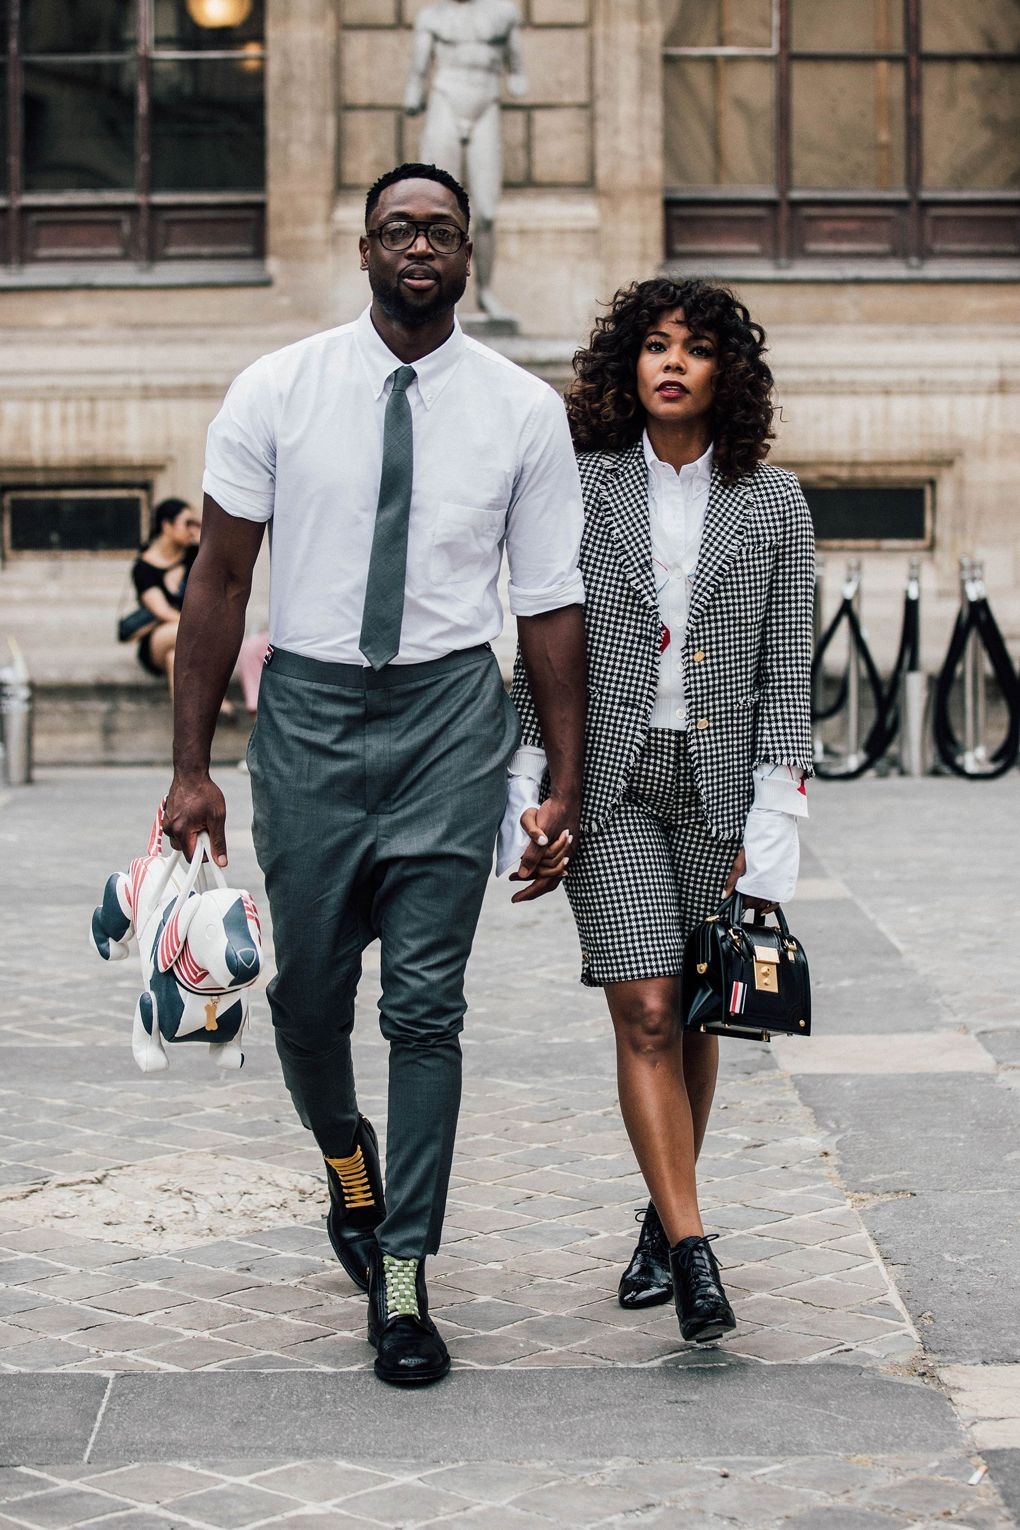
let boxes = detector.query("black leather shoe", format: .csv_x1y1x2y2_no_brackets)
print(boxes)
670,1234,736,1343
618,1201,674,1309
324,1116,384,1293
367,1246,451,1387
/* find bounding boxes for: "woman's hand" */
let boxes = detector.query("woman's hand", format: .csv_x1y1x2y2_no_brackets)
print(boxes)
509,803,575,904
723,848,778,916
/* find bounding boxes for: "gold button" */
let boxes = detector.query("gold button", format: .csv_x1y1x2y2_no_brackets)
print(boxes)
693,650,705,663
696,717,709,730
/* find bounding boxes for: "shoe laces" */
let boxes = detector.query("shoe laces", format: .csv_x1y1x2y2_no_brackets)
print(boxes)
382,1254,420,1320
634,1203,668,1254
324,1145,375,1210
675,1233,723,1280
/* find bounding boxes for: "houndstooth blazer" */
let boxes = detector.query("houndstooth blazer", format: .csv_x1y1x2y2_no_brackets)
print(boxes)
511,440,816,842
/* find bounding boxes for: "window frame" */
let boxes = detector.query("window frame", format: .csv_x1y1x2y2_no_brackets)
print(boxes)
1,0,266,270
663,0,1020,268
802,478,934,552
1,482,152,561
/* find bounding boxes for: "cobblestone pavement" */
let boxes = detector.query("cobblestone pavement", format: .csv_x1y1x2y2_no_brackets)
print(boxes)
0,768,1017,1528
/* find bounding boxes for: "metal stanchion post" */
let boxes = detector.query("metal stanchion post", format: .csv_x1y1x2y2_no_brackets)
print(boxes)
900,558,928,776
972,561,988,767
812,558,826,764
960,557,987,773
0,643,33,787
844,559,862,773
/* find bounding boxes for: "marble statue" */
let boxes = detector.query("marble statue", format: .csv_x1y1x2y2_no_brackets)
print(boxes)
405,0,528,323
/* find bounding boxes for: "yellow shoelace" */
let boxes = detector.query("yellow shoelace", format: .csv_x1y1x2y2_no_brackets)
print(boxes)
324,1145,376,1210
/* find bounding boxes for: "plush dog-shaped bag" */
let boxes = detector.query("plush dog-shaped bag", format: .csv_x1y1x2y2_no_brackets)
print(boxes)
90,806,262,1073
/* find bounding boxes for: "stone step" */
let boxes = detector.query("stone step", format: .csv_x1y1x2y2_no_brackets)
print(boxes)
21,681,251,769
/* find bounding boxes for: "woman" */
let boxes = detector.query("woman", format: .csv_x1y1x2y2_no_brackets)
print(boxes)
130,497,201,697
508,278,815,1343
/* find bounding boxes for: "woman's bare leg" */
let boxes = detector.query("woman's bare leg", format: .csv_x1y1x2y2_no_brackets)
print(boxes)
682,1030,719,1158
148,623,177,699
606,975,711,1246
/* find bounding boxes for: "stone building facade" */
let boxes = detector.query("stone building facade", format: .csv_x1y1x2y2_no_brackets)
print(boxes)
0,0,1017,761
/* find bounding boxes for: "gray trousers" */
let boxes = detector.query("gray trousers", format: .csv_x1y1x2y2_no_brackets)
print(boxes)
248,644,520,1258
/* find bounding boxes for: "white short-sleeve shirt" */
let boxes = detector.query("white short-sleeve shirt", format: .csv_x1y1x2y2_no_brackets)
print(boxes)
203,306,585,665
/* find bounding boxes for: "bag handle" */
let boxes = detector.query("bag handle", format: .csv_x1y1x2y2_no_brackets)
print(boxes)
717,890,792,941
147,799,228,912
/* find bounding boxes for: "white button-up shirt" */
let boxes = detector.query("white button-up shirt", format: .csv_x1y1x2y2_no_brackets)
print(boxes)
645,430,712,731
203,306,585,665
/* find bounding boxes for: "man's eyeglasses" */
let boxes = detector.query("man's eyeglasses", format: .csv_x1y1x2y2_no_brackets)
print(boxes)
368,220,468,255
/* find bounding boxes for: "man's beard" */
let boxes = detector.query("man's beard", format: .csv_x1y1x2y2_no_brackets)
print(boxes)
371,269,467,328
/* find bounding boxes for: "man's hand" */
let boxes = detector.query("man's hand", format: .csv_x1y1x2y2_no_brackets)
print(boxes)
509,793,578,904
723,848,777,915
163,772,228,866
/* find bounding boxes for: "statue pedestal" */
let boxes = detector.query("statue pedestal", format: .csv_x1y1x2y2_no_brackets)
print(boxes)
459,310,520,339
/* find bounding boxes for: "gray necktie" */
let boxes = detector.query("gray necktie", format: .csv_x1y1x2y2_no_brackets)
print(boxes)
359,364,417,670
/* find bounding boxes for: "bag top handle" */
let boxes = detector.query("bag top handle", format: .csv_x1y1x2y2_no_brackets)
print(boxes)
718,890,792,941
147,800,228,913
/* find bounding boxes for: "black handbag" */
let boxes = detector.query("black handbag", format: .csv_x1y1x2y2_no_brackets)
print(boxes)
681,892,811,1043
117,606,158,644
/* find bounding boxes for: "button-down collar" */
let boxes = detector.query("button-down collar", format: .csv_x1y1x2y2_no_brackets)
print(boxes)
642,429,713,488
354,304,466,411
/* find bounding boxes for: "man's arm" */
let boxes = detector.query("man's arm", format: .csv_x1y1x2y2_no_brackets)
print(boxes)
510,603,585,903
162,495,265,866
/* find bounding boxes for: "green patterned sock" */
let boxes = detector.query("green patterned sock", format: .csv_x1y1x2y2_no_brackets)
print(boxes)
382,1254,420,1319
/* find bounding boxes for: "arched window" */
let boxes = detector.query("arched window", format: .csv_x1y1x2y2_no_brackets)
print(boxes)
1,0,265,269
663,0,1020,265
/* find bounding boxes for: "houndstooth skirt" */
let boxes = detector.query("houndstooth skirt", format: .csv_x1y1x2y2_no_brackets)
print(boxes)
565,730,740,987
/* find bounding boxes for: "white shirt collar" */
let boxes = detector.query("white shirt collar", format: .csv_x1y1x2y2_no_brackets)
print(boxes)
353,305,466,410
642,429,714,485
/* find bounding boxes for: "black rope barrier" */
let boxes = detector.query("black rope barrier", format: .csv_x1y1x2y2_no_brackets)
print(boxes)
811,568,920,780
932,568,1020,779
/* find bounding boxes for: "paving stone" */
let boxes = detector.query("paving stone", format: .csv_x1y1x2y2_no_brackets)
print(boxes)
0,1487,128,1527
73,1514,182,1530
248,1461,390,1501
422,1463,562,1505
85,1289,194,1318
0,1338,94,1369
0,1291,49,1317
339,1481,474,1525
80,1464,224,1503
140,1337,259,1369
784,1510,902,1528
165,1483,302,1527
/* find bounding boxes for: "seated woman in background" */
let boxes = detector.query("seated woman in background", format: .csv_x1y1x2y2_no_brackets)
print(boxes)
131,497,200,698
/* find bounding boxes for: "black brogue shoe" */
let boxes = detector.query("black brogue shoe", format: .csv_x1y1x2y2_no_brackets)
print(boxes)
618,1201,674,1310
669,1234,736,1344
366,1245,451,1387
324,1115,385,1292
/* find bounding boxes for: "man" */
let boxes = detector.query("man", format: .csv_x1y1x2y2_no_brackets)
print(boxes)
405,0,527,321
163,163,586,1387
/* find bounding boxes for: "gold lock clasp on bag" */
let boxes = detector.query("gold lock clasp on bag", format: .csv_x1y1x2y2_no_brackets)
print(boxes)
752,944,780,993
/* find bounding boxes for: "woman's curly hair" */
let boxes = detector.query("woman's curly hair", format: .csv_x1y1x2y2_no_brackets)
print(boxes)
566,277,775,482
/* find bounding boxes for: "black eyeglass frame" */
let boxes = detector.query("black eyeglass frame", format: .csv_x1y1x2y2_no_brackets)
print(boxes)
367,219,470,254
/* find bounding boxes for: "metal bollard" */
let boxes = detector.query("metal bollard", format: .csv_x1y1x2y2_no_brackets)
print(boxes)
811,558,826,763
900,558,928,776
0,648,33,786
844,559,863,773
961,558,987,772
901,672,930,776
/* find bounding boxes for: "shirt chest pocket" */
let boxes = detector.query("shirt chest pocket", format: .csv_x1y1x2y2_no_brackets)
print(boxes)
429,501,506,586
